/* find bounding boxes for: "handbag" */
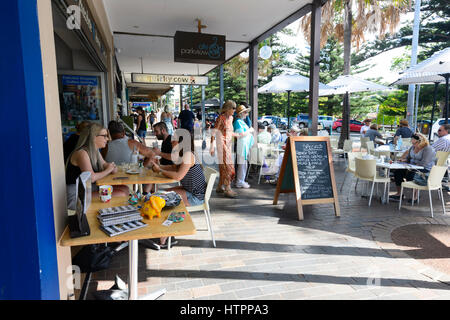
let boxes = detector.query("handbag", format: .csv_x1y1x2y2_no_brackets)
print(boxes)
72,244,116,273
413,171,429,186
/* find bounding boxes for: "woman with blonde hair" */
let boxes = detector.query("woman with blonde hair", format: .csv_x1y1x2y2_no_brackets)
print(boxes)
389,133,436,202
65,123,129,208
210,100,240,198
161,105,174,135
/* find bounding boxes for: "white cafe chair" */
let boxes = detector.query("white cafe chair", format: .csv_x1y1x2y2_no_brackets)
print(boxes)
399,165,447,218
247,144,278,184
185,166,218,247
340,151,362,193
354,158,390,206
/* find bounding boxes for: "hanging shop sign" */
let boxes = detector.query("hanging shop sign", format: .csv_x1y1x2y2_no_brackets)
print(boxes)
65,0,108,66
174,31,225,65
132,73,209,86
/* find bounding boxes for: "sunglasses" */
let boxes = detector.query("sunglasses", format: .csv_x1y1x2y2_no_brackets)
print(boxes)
97,134,109,139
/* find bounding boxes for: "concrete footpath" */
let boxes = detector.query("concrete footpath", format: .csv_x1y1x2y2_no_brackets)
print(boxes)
88,133,450,300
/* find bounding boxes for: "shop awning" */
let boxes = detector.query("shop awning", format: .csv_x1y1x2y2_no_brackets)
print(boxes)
103,0,321,76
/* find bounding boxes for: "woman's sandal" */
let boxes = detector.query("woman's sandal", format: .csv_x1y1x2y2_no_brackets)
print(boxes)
224,190,237,198
216,187,224,193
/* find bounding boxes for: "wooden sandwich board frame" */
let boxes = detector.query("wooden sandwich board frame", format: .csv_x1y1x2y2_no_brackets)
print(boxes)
273,136,340,220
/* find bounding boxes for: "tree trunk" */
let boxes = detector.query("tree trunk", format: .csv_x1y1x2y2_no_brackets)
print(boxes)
339,0,352,149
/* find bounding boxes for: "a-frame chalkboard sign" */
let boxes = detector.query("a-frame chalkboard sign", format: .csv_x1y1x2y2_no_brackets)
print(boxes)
273,136,340,220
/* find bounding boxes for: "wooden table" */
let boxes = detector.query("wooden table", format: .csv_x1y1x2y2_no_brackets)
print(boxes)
96,167,176,187
60,196,196,300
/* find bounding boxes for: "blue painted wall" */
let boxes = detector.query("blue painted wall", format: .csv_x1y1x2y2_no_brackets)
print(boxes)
0,0,60,299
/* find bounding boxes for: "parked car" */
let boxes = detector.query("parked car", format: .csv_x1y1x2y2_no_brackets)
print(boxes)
332,119,364,133
318,115,334,128
258,115,277,126
297,114,309,128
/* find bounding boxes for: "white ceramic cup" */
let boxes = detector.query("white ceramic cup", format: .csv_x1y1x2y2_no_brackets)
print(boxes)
99,185,113,202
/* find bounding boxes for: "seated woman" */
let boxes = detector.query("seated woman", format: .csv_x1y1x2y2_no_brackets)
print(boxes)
66,123,129,209
148,131,206,248
389,133,436,202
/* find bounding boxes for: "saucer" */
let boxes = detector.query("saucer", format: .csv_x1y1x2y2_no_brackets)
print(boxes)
126,169,140,175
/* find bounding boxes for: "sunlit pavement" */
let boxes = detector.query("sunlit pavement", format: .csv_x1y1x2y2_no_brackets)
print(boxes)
87,132,450,300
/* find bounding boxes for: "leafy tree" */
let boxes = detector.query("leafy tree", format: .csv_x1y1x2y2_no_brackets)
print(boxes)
300,0,410,146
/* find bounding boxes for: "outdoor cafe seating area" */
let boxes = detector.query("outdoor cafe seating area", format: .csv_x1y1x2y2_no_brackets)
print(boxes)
329,135,449,217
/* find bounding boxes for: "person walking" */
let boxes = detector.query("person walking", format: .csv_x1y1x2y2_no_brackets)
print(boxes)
148,111,156,131
136,107,147,146
178,103,196,133
210,100,239,198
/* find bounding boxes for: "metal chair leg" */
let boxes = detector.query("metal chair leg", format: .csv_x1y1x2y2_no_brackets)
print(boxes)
440,188,446,215
204,208,216,247
399,186,404,210
340,171,348,192
258,165,262,184
429,189,434,218
369,181,375,207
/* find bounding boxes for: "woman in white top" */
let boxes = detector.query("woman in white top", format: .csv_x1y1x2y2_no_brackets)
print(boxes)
360,119,371,136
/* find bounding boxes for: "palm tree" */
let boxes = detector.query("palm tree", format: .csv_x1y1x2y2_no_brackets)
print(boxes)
300,0,410,147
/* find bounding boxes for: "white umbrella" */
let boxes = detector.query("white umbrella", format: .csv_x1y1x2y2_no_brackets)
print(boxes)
391,72,445,86
258,73,334,127
319,75,392,96
403,47,450,75
391,47,450,127
258,73,333,94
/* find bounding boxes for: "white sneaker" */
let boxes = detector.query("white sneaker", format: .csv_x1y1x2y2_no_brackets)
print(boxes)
236,182,250,189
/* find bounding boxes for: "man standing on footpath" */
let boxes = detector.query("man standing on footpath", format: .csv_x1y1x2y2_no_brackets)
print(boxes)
179,103,196,133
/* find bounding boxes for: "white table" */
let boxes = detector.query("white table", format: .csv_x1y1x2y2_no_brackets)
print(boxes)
374,147,409,161
376,162,424,204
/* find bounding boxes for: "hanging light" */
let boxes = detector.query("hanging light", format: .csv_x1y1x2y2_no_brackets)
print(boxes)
259,45,272,60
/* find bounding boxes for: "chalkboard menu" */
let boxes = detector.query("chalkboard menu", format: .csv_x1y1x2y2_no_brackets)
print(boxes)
274,136,340,220
295,141,333,200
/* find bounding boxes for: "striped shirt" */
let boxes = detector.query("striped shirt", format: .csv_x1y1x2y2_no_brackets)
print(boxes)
180,157,206,201
432,135,450,152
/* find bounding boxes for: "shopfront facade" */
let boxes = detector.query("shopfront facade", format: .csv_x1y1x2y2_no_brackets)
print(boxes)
0,0,117,299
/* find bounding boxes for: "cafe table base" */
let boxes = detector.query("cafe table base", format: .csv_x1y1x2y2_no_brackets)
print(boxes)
128,239,166,300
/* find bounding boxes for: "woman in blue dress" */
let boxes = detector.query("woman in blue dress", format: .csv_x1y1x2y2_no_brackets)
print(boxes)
233,104,254,188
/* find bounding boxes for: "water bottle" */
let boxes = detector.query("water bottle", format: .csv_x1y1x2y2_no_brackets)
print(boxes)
397,136,403,151
130,146,139,165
